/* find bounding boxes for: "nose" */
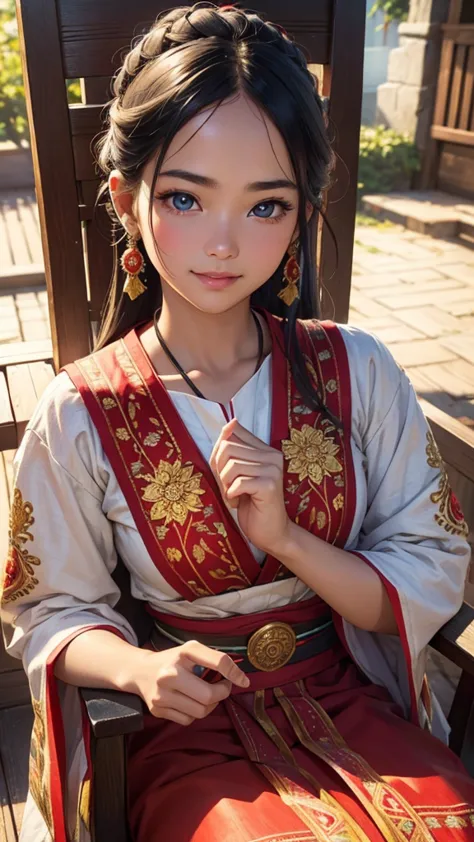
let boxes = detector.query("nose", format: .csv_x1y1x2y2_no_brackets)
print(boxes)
204,223,239,261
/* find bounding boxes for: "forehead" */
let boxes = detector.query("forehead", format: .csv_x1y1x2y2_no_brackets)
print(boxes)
148,93,295,186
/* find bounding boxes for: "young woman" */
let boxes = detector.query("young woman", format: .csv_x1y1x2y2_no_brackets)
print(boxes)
2,5,473,842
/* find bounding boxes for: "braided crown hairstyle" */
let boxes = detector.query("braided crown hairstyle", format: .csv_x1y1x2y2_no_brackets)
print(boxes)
96,3,335,414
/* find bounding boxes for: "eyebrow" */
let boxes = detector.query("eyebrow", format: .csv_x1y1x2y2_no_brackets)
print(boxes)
158,169,297,192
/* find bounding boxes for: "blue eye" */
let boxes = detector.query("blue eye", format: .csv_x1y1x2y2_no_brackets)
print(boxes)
172,193,195,211
252,202,276,219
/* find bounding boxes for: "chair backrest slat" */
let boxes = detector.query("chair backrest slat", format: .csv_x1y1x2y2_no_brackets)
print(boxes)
17,0,92,368
18,0,365,368
320,0,366,322
55,0,334,78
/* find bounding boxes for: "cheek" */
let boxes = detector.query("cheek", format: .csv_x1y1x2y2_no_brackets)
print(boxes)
152,216,184,255
245,223,292,271
142,211,200,268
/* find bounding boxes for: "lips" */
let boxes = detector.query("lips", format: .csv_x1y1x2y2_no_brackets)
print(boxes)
194,271,240,279
192,271,241,289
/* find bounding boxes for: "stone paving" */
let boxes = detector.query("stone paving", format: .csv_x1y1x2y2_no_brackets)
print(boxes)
348,219,474,427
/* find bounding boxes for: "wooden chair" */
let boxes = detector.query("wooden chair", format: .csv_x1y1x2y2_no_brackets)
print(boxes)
3,0,474,839
1,0,367,453
15,0,365,359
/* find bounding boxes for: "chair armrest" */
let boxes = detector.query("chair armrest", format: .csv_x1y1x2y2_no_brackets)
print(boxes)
80,688,145,739
430,603,474,676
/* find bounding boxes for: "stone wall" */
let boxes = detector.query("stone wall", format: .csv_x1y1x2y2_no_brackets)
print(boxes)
376,0,450,156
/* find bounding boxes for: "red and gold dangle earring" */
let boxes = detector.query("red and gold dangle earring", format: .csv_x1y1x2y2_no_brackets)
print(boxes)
121,235,147,300
278,239,300,306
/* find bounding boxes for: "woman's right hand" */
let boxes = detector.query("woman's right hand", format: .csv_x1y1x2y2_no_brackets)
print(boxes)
129,641,250,726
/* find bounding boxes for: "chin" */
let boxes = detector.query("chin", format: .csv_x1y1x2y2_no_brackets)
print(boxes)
179,285,258,315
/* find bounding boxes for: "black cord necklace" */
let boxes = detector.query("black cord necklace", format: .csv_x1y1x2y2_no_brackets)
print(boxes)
153,309,264,401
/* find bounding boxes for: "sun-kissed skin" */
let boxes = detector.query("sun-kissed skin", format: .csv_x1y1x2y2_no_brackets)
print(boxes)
54,93,396,729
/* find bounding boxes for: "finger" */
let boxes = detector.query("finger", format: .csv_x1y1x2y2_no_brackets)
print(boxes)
226,476,277,502
209,419,239,472
220,459,279,492
181,641,250,688
227,420,274,451
152,706,195,726
214,440,277,476
175,668,233,706
167,688,223,720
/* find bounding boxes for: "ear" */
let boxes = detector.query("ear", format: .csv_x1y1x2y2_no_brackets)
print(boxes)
108,170,140,237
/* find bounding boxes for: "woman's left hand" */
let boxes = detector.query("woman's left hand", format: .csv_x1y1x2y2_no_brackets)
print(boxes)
210,419,291,556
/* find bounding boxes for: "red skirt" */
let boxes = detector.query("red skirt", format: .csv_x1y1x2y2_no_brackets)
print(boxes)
128,600,474,842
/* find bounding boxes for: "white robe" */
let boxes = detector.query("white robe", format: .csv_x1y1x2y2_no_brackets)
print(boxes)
1,323,471,842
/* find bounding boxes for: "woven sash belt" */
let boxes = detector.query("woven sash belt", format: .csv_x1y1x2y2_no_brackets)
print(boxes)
150,614,338,673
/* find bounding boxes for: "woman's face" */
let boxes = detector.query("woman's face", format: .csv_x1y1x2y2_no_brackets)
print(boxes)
112,93,301,314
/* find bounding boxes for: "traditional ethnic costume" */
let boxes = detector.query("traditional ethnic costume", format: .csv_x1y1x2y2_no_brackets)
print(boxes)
2,312,473,842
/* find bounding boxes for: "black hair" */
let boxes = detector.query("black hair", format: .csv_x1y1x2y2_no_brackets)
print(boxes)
95,3,335,413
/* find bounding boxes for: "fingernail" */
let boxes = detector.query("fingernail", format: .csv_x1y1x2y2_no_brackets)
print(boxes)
241,675,250,687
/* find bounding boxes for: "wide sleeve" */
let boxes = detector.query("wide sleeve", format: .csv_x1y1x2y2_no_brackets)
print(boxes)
0,372,137,842
340,327,471,733
2,372,137,667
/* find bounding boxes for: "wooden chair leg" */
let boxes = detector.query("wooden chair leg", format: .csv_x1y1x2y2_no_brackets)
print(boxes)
459,705,474,778
449,670,474,775
91,733,132,842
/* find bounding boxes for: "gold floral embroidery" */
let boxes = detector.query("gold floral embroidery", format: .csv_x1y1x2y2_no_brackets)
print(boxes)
422,811,474,830
426,430,442,468
426,431,468,537
102,397,117,409
214,522,228,537
2,488,41,604
282,424,342,486
167,548,182,562
192,544,206,563
445,816,467,828
143,432,161,447
141,459,205,526
78,778,91,832
76,344,253,597
317,511,327,529
115,427,131,441
333,493,344,511
425,818,441,829
29,699,53,834
326,379,337,394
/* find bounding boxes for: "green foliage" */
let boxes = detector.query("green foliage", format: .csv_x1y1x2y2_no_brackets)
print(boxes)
369,0,409,26
356,213,396,229
0,0,81,145
0,0,28,144
358,125,419,201
66,80,82,104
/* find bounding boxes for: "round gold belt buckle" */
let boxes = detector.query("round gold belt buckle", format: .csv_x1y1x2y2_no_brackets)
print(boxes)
247,622,297,672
